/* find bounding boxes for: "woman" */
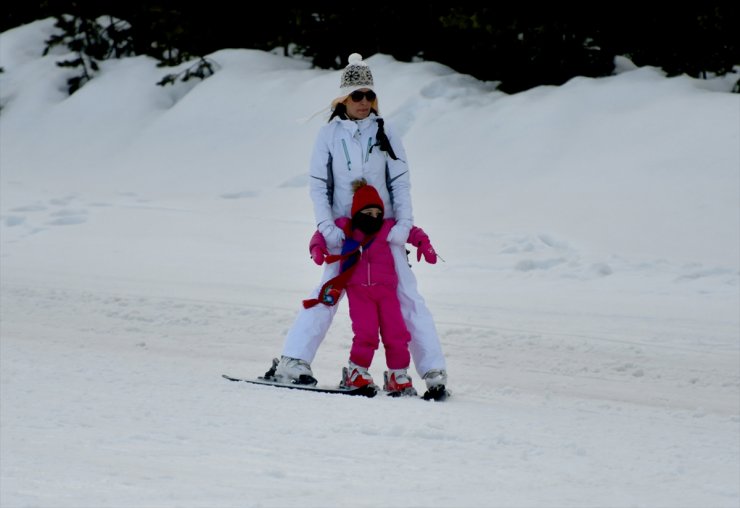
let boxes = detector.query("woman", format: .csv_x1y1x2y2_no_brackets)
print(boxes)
270,53,448,399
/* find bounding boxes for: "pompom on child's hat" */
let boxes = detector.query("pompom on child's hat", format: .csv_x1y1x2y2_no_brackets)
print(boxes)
331,53,378,111
351,178,384,217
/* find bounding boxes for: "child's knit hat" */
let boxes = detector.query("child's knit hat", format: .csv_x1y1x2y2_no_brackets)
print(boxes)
351,179,384,217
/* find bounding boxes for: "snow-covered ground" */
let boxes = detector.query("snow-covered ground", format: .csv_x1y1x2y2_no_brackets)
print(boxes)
1,19,738,508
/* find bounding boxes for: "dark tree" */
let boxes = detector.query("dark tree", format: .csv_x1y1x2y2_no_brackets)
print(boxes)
2,2,738,94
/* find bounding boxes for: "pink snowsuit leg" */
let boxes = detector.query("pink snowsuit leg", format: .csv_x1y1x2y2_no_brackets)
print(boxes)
347,285,411,370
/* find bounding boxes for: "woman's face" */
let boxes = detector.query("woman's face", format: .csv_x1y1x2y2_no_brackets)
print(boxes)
344,88,375,119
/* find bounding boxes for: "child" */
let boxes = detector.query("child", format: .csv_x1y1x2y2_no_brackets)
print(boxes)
304,179,437,396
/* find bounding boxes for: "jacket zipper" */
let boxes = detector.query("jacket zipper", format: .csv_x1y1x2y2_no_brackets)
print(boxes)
343,135,374,171
341,139,351,171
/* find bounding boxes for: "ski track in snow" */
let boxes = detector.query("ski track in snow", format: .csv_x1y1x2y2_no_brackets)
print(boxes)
1,192,738,507
1,282,738,507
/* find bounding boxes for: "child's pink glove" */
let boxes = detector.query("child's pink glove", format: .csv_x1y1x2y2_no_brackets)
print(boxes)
407,226,438,264
311,245,328,265
309,230,328,265
416,238,437,264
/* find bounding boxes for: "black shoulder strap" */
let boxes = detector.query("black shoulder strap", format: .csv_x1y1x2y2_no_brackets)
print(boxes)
326,153,334,206
385,162,395,208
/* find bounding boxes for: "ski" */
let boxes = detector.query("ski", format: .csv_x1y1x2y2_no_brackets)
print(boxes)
223,374,450,401
222,374,378,397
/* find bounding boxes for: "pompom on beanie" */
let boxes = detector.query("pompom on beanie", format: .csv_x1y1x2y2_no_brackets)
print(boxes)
351,178,384,217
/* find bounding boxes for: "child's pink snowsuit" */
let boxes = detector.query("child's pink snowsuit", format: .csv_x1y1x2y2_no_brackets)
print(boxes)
339,217,411,370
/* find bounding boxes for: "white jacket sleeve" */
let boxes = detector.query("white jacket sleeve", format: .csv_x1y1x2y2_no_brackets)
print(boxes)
385,123,413,228
308,126,334,228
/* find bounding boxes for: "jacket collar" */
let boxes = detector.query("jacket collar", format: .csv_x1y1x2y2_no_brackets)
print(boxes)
334,112,380,136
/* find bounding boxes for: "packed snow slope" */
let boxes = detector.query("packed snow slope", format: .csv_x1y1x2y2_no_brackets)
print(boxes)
1,19,739,508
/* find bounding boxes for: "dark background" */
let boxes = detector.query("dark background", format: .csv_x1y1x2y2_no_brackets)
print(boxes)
3,1,738,93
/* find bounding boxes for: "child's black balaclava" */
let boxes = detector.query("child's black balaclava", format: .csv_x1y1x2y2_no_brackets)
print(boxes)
350,179,384,236
353,209,383,235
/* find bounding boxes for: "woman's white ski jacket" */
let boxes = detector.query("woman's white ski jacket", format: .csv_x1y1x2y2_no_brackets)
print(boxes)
308,114,413,230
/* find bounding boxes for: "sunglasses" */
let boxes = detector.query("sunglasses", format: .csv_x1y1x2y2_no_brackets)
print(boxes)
349,90,377,102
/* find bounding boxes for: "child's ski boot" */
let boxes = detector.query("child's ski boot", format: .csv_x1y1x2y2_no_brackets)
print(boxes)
340,361,378,395
383,369,418,397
